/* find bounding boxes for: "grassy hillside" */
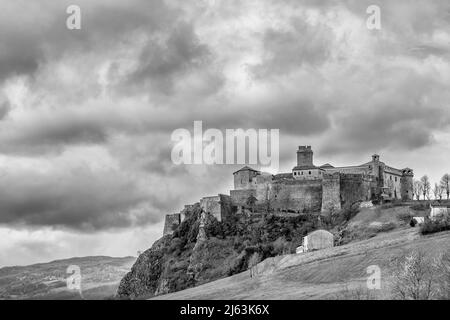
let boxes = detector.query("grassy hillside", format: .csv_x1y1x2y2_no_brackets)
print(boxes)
153,228,450,300
148,202,448,300
118,201,439,299
0,256,136,300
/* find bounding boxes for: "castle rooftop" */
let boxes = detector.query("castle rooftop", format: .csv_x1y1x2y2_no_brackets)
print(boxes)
233,166,260,175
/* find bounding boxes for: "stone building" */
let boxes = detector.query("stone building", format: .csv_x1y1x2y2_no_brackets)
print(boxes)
163,213,181,236
231,146,414,214
430,204,450,220
200,194,232,222
164,145,414,235
301,229,334,252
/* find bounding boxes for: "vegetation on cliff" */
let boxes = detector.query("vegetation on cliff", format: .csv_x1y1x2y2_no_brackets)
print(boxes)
116,200,436,299
116,204,329,299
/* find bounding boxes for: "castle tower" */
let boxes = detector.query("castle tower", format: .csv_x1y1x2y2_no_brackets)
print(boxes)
233,166,260,190
370,154,385,196
400,168,414,200
293,146,324,180
297,146,314,167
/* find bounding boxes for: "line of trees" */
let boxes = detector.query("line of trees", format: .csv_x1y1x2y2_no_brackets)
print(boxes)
413,173,450,201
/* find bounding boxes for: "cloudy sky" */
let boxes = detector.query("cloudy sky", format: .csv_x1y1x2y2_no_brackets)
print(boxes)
0,0,449,267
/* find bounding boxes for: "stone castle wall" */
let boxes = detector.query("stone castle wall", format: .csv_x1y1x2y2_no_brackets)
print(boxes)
269,180,322,213
200,196,221,221
339,174,373,207
200,194,232,222
163,213,181,236
219,194,233,220
321,173,341,214
230,189,256,206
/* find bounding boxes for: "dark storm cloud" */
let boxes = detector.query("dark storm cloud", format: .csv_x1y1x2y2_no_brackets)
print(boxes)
0,0,182,81
252,17,333,78
0,107,116,155
207,98,330,136
0,167,160,231
124,22,212,95
321,70,450,154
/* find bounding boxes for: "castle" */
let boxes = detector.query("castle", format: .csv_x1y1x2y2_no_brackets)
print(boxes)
163,146,414,235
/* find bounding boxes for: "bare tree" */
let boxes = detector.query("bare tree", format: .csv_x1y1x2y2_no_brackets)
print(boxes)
440,174,450,200
391,250,437,300
413,180,423,200
435,252,450,300
433,183,442,201
420,175,431,200
437,184,444,201
248,252,261,278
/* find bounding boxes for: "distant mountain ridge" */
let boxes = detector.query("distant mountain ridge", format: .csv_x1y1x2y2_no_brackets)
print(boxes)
0,255,136,300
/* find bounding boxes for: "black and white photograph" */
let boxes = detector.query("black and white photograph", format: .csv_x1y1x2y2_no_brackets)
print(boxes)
0,0,449,310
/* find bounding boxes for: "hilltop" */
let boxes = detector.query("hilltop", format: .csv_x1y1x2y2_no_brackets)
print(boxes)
153,228,450,299
117,201,446,299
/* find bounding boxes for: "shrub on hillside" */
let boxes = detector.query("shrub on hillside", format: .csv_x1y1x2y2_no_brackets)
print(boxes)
333,203,360,225
411,203,430,211
272,236,292,255
397,212,413,224
380,203,394,210
420,217,450,235
379,222,396,233
333,286,379,300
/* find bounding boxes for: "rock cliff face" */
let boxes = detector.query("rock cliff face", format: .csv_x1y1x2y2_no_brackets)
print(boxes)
116,205,202,299
116,236,171,299
117,204,325,299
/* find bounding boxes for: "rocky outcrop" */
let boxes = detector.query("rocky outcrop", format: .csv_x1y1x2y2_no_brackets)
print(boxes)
187,211,209,280
116,204,324,299
116,236,170,299
116,204,203,299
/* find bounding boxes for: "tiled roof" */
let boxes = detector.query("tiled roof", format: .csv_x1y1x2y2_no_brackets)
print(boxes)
233,166,260,175
292,165,322,170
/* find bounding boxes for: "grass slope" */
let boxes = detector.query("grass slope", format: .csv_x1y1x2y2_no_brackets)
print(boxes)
153,204,448,300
